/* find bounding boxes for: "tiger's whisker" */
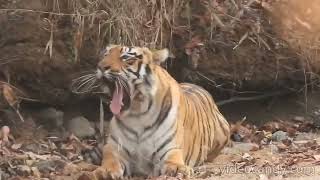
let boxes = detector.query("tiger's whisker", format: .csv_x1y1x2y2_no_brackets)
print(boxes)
73,73,95,79
119,77,130,97
71,78,96,88
71,76,94,89
72,74,96,82
85,78,97,91
118,77,125,91
75,77,96,91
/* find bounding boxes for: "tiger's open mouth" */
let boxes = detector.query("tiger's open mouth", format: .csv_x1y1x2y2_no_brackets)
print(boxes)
99,77,131,115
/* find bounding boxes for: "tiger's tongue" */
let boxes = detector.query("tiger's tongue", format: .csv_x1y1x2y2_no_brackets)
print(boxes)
110,83,123,115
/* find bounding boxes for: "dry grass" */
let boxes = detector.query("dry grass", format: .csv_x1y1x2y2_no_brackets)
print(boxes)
1,0,320,104
66,0,186,55
267,0,320,86
168,0,320,97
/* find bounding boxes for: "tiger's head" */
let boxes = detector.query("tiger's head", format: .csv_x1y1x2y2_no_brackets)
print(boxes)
96,45,169,115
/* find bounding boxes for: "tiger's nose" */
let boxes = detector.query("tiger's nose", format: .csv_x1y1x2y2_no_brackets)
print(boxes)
98,65,110,72
96,65,120,79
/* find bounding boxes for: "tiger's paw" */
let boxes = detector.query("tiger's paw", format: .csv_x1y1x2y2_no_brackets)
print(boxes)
92,166,124,180
161,163,193,178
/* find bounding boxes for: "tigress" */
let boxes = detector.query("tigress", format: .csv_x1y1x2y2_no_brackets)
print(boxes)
91,45,230,179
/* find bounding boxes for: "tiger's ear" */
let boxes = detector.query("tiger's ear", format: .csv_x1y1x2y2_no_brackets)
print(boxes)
101,44,120,56
152,48,169,65
106,44,119,51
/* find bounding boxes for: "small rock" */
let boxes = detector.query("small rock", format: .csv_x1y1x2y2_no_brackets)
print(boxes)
295,132,318,141
314,154,320,161
34,160,55,174
2,174,10,180
11,143,22,150
272,131,288,142
242,153,254,162
67,116,95,138
0,170,10,179
35,107,64,128
31,167,41,178
266,144,279,153
23,143,40,153
231,133,242,142
83,147,102,165
293,116,305,122
16,165,31,176
276,142,288,152
34,160,65,174
63,163,81,175
222,142,259,154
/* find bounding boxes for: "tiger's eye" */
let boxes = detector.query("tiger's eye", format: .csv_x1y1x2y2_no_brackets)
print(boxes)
121,55,130,59
126,59,136,65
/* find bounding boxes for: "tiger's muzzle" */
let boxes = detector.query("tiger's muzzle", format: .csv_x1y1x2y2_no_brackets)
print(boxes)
96,69,131,115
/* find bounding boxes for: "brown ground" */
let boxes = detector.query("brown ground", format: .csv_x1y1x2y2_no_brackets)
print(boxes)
1,91,320,180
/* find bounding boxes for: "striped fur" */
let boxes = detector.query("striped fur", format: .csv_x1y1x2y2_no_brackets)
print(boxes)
93,45,230,179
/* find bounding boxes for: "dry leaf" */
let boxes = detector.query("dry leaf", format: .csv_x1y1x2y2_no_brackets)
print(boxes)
25,152,61,161
285,127,297,137
31,167,41,178
260,121,283,133
250,144,260,151
184,36,204,55
63,163,81,175
74,30,83,50
2,84,24,121
242,153,255,162
2,84,18,106
0,126,10,142
11,143,22,150
276,142,288,152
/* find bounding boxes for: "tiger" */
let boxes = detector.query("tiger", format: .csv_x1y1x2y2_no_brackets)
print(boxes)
91,45,230,179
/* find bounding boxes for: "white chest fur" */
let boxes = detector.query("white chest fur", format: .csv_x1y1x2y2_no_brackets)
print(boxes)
108,104,178,176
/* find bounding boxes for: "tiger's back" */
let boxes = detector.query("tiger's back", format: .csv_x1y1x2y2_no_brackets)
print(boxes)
176,83,230,167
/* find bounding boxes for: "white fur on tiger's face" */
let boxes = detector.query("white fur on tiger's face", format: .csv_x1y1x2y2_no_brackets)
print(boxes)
96,45,168,116
92,45,230,179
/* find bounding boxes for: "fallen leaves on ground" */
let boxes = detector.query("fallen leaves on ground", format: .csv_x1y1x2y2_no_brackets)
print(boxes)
225,115,320,179
0,123,99,179
2,112,320,180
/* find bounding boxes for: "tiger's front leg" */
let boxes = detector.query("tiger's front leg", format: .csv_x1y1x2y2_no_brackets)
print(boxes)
93,144,125,180
160,149,192,178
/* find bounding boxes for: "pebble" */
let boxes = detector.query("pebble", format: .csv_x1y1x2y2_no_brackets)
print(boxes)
272,131,288,142
16,165,31,176
266,144,279,153
67,116,95,138
242,152,254,162
222,142,259,154
36,107,64,128
295,132,318,141
231,133,242,142
293,116,305,122
0,170,10,179
23,143,40,153
34,160,65,174
82,146,102,165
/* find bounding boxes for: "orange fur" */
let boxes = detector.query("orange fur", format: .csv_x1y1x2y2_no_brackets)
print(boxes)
91,45,230,179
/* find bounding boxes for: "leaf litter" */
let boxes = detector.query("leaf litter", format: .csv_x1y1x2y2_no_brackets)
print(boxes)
1,111,320,180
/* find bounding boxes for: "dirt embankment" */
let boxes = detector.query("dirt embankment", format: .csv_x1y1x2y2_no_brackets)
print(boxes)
0,0,320,107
